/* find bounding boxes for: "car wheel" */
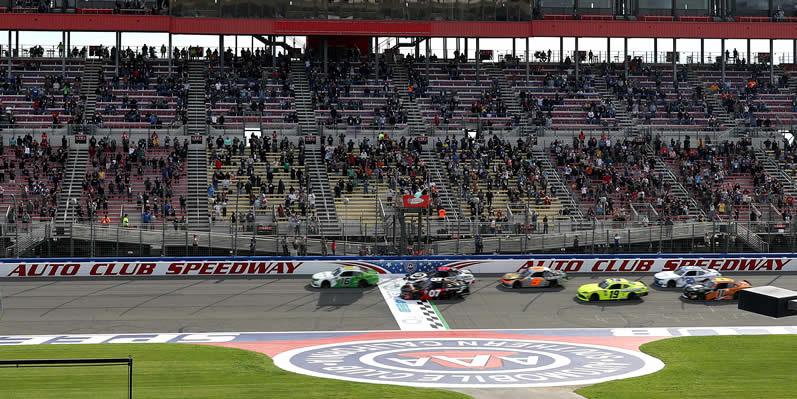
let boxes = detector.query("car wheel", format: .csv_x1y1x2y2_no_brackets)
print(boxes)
667,280,676,288
627,293,638,300
321,281,330,289
358,279,368,288
590,293,599,302
697,293,705,301
549,280,558,288
733,292,739,300
513,281,521,289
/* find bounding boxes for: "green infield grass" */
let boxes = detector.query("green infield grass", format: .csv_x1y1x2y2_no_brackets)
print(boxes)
577,335,797,399
0,343,470,399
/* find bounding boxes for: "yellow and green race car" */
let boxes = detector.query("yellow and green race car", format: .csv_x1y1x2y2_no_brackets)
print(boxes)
576,278,648,302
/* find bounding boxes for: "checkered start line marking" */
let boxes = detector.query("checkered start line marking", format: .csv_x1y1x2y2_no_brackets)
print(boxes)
377,275,450,331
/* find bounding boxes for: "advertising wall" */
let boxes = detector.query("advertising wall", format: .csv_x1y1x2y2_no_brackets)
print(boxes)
0,255,795,278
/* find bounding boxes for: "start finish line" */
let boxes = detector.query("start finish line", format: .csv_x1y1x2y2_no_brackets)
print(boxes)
0,254,795,278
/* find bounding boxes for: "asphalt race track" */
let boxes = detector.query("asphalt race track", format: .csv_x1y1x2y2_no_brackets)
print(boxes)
0,274,796,334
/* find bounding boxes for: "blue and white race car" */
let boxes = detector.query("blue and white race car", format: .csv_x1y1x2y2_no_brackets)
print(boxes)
653,266,721,288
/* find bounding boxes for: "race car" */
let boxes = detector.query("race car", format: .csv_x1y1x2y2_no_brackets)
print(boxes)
653,266,721,288
400,277,470,300
501,267,567,288
577,278,648,302
311,266,380,288
682,277,752,301
404,266,475,286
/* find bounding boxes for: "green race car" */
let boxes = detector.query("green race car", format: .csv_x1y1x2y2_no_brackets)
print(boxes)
576,278,648,302
311,266,380,288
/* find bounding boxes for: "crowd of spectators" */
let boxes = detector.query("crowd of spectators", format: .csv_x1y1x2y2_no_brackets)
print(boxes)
661,136,790,221
552,133,690,222
208,133,312,230
437,132,557,225
95,47,189,128
321,132,437,211
308,54,407,129
1,133,68,223
205,51,297,128
80,133,187,226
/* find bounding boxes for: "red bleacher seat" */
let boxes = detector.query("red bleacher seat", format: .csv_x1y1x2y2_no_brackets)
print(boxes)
580,14,613,21
678,15,712,22
76,8,114,14
543,14,575,20
639,15,673,21
735,16,771,22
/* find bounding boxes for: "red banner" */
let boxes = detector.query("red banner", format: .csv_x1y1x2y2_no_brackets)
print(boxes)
403,195,430,208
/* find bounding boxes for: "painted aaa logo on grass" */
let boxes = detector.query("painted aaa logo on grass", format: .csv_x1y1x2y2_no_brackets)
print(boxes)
273,338,664,388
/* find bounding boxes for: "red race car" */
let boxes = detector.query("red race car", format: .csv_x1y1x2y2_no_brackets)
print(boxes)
400,277,470,300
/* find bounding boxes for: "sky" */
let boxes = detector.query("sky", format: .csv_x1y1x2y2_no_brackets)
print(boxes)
3,31,794,64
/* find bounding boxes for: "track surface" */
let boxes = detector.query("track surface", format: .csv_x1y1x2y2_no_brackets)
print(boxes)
0,274,795,334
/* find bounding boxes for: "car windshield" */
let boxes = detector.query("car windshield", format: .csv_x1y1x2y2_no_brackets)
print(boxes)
519,270,530,278
674,268,687,276
598,280,611,289
333,268,343,277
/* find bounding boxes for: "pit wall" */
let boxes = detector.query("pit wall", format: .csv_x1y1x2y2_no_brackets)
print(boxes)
1,254,795,278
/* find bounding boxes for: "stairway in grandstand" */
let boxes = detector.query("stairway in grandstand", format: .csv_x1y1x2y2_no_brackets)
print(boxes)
289,60,341,236
186,60,206,135
81,59,103,123
756,147,797,199
419,151,463,224
187,145,210,231
55,145,89,232
389,55,426,135
643,144,705,221
686,66,738,131
593,77,635,131
485,63,534,136
531,148,587,223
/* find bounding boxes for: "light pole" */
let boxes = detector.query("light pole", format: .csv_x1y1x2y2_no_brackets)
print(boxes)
10,193,17,258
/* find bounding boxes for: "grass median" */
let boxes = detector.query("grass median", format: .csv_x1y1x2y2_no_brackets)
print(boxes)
577,335,797,399
0,343,469,399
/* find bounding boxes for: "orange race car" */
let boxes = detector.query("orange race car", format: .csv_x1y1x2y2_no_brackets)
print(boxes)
681,277,752,301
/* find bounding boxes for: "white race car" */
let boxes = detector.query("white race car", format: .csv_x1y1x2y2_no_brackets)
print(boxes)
653,266,721,288
404,266,475,286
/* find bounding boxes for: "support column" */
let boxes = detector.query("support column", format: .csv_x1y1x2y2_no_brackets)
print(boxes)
456,37,460,58
115,32,121,74
271,36,276,69
415,37,420,58
672,38,677,87
624,37,628,77
654,38,658,63
443,37,447,60
374,37,379,83
219,35,224,71
234,36,238,58
425,37,430,75
559,36,563,63
62,31,66,79
525,37,530,84
465,38,468,61
6,31,10,80
475,38,480,80
512,38,516,58
575,37,580,81
168,33,172,74
66,32,70,56
607,37,611,63
700,38,704,64
323,37,328,75
14,31,18,58
721,38,726,84
747,38,751,64
793,39,796,64
770,39,775,84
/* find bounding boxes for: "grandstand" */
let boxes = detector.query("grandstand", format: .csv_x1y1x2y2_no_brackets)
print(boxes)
0,4,796,256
